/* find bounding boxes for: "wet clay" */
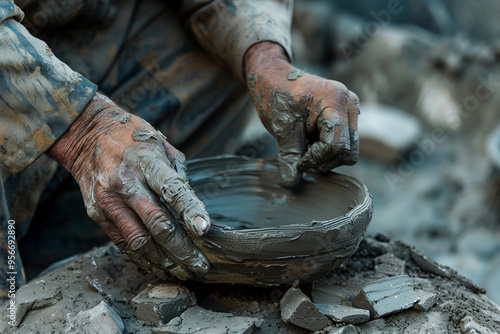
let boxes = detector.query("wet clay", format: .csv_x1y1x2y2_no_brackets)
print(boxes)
180,156,373,286
248,71,320,187
287,69,304,81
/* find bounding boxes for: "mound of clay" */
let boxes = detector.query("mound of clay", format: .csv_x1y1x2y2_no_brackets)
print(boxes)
2,236,499,333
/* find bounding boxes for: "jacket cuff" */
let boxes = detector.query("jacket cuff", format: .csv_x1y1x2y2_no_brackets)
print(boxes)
0,18,97,173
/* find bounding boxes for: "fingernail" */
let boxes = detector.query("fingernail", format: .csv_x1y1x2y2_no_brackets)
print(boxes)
190,261,210,276
193,216,209,236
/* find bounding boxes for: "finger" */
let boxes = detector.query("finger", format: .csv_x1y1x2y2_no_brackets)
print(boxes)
122,144,211,237
158,131,188,180
271,113,308,188
315,91,360,173
168,152,187,180
103,197,192,280
343,91,360,166
125,190,210,276
92,216,177,280
298,113,350,171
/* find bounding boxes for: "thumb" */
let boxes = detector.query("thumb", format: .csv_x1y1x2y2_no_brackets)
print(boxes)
274,120,307,188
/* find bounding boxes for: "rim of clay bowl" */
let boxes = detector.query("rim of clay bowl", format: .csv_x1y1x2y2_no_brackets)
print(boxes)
487,125,500,171
183,155,373,286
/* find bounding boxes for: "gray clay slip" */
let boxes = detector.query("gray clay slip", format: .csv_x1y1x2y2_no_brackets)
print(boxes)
169,156,373,286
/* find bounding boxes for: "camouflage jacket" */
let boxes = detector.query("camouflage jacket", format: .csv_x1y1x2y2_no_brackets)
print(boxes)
0,0,293,174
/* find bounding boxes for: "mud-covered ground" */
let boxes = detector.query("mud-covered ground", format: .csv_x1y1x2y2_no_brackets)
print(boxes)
2,236,499,333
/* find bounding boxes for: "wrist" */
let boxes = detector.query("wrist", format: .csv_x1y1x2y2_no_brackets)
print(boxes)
244,42,292,84
48,92,112,173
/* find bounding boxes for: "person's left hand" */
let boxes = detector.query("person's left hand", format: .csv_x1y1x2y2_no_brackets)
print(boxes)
244,42,360,188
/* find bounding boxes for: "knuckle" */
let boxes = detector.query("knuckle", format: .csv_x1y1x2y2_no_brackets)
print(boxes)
150,218,176,237
126,233,150,252
143,205,169,225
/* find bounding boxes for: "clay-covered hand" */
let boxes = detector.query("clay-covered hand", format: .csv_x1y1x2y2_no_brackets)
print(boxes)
245,42,360,188
49,92,210,280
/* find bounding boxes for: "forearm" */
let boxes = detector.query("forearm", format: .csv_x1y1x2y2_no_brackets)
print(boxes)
183,0,294,82
0,0,97,173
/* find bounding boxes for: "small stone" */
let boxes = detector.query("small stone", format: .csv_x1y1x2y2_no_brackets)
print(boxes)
131,283,195,325
351,275,421,318
68,301,124,334
413,291,438,311
280,287,331,331
315,303,370,324
153,306,262,334
374,253,406,276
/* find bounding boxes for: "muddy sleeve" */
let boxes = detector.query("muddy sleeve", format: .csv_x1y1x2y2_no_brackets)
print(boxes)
0,0,98,174
177,0,293,82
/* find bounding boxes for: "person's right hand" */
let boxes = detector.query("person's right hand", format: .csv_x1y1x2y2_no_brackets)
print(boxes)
49,92,210,280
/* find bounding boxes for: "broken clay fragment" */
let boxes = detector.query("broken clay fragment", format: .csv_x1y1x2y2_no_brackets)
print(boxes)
67,301,124,334
351,275,422,318
413,291,438,311
410,248,451,278
315,303,370,324
13,281,62,326
461,315,497,334
154,306,262,334
328,324,360,334
131,283,195,325
280,287,331,331
410,248,485,294
374,253,406,277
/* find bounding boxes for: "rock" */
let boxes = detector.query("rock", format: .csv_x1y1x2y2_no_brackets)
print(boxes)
374,253,406,276
315,303,370,324
461,315,497,334
351,275,422,318
358,103,422,164
280,287,331,331
67,301,124,334
154,306,262,334
131,283,195,325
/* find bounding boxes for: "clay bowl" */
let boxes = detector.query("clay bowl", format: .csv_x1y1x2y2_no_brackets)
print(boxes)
185,156,373,286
